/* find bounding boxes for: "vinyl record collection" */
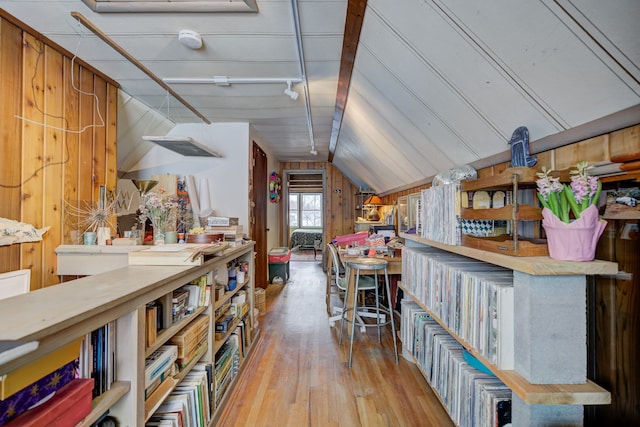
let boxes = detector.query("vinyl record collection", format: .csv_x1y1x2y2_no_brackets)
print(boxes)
401,301,512,427
402,247,515,369
420,184,460,245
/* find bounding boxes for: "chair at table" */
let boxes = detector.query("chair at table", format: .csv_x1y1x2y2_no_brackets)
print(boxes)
325,242,343,316
326,243,376,333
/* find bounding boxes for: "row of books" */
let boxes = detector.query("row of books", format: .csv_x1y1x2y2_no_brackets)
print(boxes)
214,338,240,407
401,301,511,427
147,274,212,348
172,275,212,324
402,247,514,369
146,363,212,427
79,322,117,398
184,273,213,309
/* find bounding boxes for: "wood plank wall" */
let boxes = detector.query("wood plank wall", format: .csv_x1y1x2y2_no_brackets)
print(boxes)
381,124,640,204
278,161,359,252
0,13,118,289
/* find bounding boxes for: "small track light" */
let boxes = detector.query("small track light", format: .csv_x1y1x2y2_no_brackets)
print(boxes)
284,80,299,100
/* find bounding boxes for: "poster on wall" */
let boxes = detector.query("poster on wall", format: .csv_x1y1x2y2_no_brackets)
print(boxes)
269,172,282,203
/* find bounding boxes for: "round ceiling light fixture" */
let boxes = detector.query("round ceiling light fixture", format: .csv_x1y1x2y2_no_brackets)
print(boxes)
178,30,203,49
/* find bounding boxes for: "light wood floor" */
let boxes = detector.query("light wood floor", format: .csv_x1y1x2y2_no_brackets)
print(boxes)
217,261,454,427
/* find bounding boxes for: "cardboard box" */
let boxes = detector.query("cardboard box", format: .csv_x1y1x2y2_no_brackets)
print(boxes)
0,339,81,400
5,379,93,427
0,361,76,426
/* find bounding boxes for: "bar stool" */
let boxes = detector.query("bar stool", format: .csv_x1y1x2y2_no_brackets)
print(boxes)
340,257,399,368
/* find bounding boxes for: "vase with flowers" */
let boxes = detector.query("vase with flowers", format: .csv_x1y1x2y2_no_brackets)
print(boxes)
536,161,607,261
139,189,180,245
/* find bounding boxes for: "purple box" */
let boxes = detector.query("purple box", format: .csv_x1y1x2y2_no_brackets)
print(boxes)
0,361,77,426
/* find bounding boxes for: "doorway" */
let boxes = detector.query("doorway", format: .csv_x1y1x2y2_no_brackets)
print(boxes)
251,142,268,289
283,170,325,263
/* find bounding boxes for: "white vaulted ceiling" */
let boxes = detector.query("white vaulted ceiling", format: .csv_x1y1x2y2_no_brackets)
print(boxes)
2,0,639,194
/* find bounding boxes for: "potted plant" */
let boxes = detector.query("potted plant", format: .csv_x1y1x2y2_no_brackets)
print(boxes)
536,161,607,261
138,189,180,245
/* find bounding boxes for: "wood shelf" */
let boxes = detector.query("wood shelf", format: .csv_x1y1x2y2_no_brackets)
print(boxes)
400,285,611,405
461,234,550,257
214,276,251,313
174,344,208,381
77,381,131,427
459,204,542,221
460,167,572,192
212,329,261,425
146,305,208,358
401,233,618,276
213,317,242,354
0,243,257,426
144,377,178,422
457,166,580,257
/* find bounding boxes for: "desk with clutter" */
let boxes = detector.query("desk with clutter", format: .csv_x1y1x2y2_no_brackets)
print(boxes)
331,230,404,311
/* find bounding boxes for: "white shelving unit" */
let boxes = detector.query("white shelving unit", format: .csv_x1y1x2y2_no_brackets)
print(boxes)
0,243,257,426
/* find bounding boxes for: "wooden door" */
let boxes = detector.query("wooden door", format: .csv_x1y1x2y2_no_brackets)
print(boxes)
251,142,268,289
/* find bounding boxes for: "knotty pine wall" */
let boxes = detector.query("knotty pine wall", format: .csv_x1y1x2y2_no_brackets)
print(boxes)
278,161,359,252
0,12,118,289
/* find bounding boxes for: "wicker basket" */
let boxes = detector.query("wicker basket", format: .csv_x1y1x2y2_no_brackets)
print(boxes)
254,288,266,315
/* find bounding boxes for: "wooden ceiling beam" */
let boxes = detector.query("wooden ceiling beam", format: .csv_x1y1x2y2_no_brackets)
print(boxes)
70,11,211,125
328,0,367,162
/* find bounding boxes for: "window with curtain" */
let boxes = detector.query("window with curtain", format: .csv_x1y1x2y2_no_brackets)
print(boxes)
289,193,322,228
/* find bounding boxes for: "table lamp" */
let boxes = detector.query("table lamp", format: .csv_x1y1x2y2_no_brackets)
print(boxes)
364,195,383,221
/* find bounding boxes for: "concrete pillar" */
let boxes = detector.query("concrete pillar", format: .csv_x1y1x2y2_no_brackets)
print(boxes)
513,271,586,384
513,395,583,426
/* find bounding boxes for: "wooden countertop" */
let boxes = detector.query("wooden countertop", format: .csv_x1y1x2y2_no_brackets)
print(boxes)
401,233,617,276
0,243,254,375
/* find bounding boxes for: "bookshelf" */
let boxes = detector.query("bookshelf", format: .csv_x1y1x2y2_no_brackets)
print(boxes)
400,233,616,425
458,166,576,257
0,242,257,426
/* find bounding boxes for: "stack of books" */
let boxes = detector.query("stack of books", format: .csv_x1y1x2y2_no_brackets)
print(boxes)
172,288,190,322
205,223,244,246
144,345,178,393
169,314,209,368
207,216,239,227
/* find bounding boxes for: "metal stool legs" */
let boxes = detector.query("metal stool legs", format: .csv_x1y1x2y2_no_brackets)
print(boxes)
339,258,399,368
